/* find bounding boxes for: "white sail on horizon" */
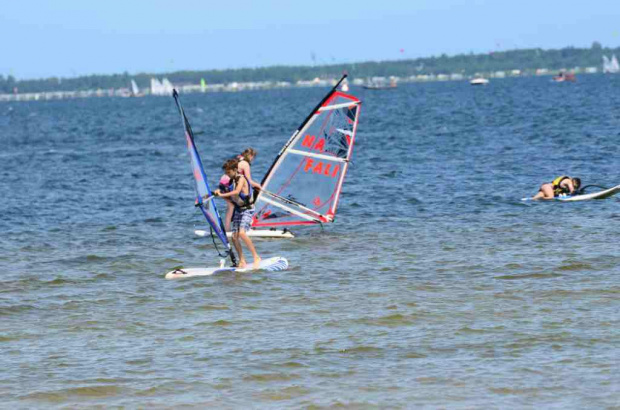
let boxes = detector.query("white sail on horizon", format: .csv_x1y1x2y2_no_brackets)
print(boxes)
130,80,140,96
603,55,620,73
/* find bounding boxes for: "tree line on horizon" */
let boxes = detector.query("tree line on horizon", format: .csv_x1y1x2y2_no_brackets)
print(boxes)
2,44,619,94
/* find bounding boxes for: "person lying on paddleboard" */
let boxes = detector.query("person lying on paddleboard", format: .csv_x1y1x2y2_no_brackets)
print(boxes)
531,175,581,200
214,159,262,269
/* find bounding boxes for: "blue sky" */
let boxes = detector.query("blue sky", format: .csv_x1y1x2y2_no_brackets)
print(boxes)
1,0,619,79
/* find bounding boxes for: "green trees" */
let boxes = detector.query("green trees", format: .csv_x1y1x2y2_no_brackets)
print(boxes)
2,45,619,94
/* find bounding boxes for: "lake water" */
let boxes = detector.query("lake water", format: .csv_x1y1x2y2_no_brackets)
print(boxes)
1,75,619,408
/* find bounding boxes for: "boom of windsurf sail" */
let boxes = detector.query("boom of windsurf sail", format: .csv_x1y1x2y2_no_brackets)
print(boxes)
172,90,236,264
252,75,361,227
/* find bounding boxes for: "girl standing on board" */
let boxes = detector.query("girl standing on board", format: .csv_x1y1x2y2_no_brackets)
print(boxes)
237,148,262,196
214,159,261,269
531,175,581,200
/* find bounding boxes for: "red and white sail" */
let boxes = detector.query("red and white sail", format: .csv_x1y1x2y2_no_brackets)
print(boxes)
253,76,361,227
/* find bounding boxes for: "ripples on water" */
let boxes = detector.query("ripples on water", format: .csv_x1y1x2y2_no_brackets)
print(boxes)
1,75,619,407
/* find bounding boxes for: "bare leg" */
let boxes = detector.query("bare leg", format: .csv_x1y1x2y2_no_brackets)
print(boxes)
238,230,261,269
225,201,234,232
540,183,555,199
232,233,246,268
532,183,555,200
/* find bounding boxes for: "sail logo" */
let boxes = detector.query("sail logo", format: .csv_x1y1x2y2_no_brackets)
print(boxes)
301,134,340,178
303,158,340,178
301,135,325,152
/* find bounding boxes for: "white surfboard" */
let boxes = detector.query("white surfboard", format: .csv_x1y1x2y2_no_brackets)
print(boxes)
522,184,620,202
194,229,295,239
556,184,620,201
165,256,289,280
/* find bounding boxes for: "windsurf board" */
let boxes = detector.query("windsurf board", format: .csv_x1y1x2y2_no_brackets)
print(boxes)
165,256,289,280
556,184,620,201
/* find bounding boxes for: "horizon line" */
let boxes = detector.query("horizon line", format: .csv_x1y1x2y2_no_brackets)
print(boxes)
6,43,620,83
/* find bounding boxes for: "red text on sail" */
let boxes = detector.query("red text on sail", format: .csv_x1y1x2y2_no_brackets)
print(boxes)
301,135,339,178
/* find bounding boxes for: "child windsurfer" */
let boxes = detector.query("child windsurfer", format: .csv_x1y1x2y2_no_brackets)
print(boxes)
214,159,262,269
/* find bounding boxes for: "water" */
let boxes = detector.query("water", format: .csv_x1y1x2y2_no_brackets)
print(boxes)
1,75,620,408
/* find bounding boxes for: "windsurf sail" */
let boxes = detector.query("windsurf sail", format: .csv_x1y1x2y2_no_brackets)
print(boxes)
253,75,361,227
172,90,236,265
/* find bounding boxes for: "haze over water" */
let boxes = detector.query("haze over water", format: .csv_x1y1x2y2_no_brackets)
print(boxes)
1,75,619,407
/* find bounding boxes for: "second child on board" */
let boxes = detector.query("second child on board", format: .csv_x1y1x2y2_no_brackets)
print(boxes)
222,147,262,232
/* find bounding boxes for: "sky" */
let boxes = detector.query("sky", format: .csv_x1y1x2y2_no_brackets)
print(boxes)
1,0,619,79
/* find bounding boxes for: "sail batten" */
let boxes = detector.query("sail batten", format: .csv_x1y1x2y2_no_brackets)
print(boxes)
318,101,360,112
253,76,361,228
287,149,349,163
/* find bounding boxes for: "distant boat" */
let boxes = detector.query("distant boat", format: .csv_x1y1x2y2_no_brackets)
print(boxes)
362,77,397,90
603,55,620,74
611,55,619,72
552,72,576,82
150,78,164,95
161,78,174,95
130,80,144,97
470,77,489,86
150,78,175,96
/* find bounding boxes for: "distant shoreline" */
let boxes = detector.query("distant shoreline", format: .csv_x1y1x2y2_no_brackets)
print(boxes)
1,44,619,99
0,71,603,103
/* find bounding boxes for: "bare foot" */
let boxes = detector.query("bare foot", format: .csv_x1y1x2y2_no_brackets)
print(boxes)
253,257,262,270
238,259,247,269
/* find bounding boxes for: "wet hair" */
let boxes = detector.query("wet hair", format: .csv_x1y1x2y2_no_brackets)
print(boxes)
572,177,581,189
222,158,239,172
240,148,257,162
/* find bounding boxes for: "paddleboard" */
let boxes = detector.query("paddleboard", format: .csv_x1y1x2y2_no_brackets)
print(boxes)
194,229,295,239
522,184,620,202
165,256,289,280
556,184,620,201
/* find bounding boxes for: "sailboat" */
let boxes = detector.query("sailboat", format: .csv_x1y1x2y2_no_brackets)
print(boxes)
130,80,144,97
603,55,620,73
165,90,288,279
249,74,362,237
161,78,174,95
362,77,397,89
150,78,162,95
